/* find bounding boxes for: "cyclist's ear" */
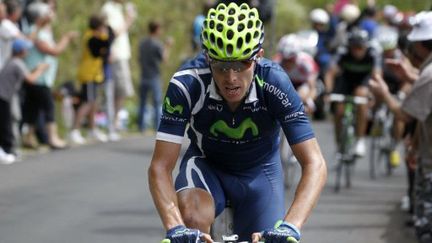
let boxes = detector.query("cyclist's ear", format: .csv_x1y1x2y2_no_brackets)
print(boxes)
256,48,264,59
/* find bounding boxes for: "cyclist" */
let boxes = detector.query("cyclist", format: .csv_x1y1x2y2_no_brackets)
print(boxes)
275,33,319,115
148,2,327,243
309,8,334,74
324,28,382,157
369,11,432,242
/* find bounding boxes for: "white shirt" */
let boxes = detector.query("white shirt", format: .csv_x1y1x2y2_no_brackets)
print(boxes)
0,19,21,69
101,1,131,61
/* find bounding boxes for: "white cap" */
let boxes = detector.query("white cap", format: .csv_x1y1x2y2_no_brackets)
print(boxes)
278,34,301,59
310,8,329,24
27,2,51,20
383,5,398,19
407,11,432,42
340,4,360,24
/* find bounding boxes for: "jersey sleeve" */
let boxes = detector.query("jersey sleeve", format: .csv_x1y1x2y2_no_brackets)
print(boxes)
264,68,315,145
156,77,192,144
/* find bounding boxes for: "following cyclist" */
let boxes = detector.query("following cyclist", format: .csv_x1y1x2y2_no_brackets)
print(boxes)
324,28,382,157
275,33,319,115
148,2,327,243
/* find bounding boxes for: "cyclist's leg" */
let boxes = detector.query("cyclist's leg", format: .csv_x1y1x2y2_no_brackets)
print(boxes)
175,150,226,234
332,76,350,144
217,152,285,241
353,84,369,138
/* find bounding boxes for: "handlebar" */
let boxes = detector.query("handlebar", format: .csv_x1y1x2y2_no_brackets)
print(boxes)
161,234,265,243
329,94,368,105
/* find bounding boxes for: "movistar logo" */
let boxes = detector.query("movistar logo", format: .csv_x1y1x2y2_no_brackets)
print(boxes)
255,75,265,87
163,97,183,114
210,117,258,139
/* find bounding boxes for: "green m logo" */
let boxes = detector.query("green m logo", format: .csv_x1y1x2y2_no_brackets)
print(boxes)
210,117,259,139
163,97,183,115
255,75,265,87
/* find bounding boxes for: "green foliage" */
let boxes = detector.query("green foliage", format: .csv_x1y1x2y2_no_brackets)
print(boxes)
54,0,430,92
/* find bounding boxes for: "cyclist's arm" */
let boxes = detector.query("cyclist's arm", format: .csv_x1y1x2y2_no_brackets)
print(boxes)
148,140,185,230
381,88,413,123
284,138,327,229
324,64,338,94
370,75,413,123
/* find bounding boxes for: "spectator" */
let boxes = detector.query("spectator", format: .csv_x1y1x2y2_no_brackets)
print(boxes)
191,0,213,52
0,0,25,69
69,14,112,145
359,6,378,37
101,0,135,132
369,11,432,242
0,39,48,164
330,3,361,51
137,20,172,133
21,2,77,149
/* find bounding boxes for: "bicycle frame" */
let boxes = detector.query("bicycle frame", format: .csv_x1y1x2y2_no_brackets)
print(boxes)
369,103,396,179
330,94,368,192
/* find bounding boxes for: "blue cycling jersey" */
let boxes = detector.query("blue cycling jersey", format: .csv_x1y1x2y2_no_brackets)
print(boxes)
157,53,314,171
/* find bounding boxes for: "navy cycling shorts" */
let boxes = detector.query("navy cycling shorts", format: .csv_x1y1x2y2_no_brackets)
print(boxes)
175,149,285,241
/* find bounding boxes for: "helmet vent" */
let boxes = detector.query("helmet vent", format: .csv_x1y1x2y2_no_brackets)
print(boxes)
210,32,216,44
209,20,215,29
217,14,224,21
238,23,245,32
245,33,251,43
255,20,261,28
202,30,208,41
216,23,223,32
227,29,234,40
238,14,245,21
247,20,253,29
243,48,251,55
209,49,218,57
227,17,235,26
227,44,233,55
228,8,235,15
217,37,223,49
253,31,259,39
237,37,243,49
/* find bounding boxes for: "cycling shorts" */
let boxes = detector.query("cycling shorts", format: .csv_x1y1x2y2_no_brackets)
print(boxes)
333,75,370,95
175,147,285,241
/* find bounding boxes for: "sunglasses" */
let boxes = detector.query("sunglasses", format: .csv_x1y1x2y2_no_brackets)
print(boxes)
209,55,257,73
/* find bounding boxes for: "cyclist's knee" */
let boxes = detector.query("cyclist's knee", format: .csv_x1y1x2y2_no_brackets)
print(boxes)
354,86,368,97
178,188,215,232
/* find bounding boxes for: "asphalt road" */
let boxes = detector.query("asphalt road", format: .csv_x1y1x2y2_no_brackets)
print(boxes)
0,121,417,243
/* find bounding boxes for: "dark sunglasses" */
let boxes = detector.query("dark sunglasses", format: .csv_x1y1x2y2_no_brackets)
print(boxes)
209,55,257,73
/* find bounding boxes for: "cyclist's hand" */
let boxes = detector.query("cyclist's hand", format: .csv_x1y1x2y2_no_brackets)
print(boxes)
252,220,301,243
369,75,389,98
163,225,212,243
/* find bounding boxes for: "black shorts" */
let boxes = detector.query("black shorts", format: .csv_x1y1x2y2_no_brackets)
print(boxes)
332,75,370,95
80,82,100,103
23,83,55,124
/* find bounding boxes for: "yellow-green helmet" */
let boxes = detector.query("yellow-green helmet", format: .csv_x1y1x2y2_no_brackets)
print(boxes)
201,2,264,61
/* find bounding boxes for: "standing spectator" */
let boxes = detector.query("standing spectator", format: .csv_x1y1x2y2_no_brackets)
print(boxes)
101,0,135,132
0,0,25,69
21,2,77,149
69,14,112,145
369,11,432,242
359,6,378,37
137,20,172,133
0,39,48,164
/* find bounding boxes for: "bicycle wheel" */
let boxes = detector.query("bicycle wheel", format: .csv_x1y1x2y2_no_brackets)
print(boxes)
334,159,343,193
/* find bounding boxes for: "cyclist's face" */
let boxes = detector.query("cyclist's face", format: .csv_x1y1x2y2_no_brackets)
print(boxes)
350,45,367,59
209,49,263,107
